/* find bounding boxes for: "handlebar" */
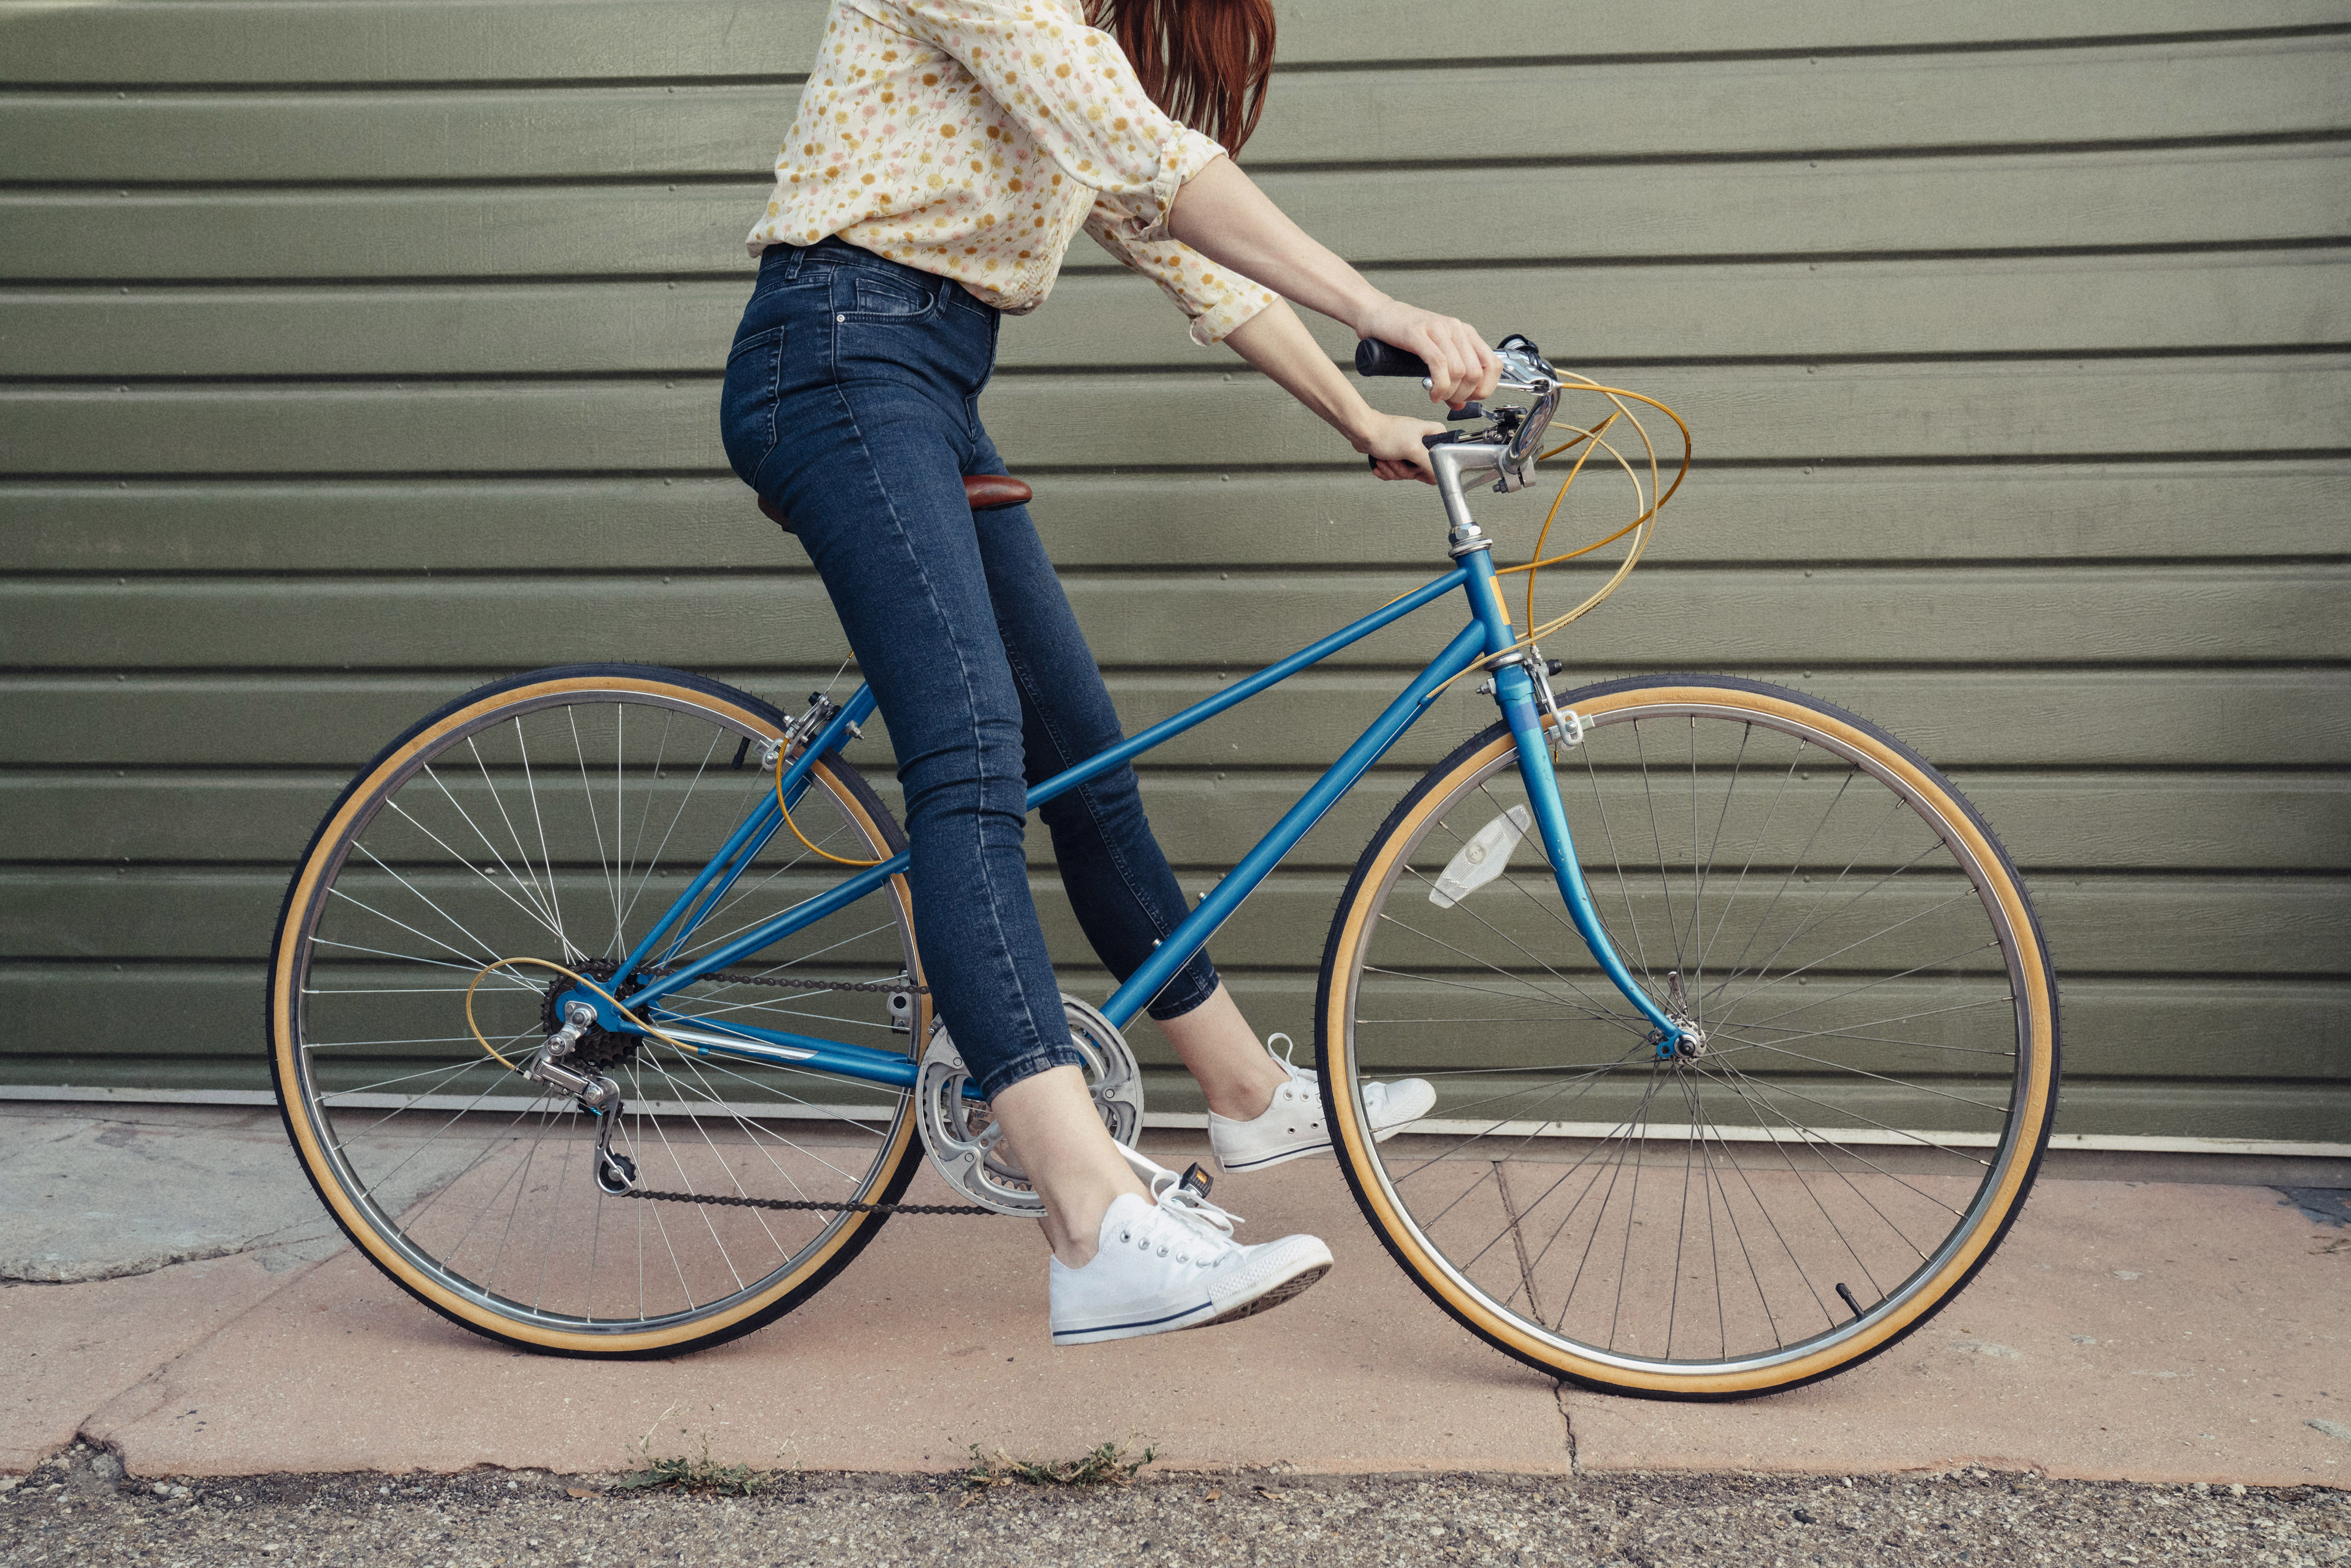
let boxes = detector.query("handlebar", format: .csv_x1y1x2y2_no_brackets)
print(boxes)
1354,334,1563,495
1354,339,1432,379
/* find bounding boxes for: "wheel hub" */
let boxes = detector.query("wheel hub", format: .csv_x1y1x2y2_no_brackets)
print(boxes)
537,960,665,1076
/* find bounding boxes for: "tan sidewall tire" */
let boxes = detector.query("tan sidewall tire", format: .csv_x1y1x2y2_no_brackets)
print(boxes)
1318,681,2058,1397
267,671,926,1356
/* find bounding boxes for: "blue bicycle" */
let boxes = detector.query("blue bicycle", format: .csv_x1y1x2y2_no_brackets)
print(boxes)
268,339,2058,1396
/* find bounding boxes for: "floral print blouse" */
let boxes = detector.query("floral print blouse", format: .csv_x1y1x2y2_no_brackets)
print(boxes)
745,0,1278,346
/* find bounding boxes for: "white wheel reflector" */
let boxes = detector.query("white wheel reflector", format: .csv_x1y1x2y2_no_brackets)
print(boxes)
1428,805,1531,908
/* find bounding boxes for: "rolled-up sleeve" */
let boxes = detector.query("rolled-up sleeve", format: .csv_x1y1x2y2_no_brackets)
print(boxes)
1084,202,1276,346
882,0,1224,239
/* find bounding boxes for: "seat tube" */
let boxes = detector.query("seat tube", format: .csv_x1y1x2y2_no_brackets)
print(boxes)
1467,550,1685,1054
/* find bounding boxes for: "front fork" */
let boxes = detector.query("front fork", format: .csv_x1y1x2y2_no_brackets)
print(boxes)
1491,659,1694,1061
1446,517,1692,1061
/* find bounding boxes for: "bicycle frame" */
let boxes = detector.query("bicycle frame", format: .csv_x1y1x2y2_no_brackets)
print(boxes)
562,527,1689,1094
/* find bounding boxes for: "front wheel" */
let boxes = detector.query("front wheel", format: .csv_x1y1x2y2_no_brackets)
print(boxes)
1317,675,2059,1398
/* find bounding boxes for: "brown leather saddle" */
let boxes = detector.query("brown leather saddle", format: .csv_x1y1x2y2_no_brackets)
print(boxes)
756,473,1032,532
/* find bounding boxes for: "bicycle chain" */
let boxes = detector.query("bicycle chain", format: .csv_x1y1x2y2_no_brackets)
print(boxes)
597,970,964,1213
699,969,927,995
618,969,968,1214
621,1188,1000,1217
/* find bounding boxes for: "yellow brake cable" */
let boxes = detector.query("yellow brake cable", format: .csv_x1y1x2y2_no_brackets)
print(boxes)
1425,376,1694,695
466,729,889,1064
775,735,882,867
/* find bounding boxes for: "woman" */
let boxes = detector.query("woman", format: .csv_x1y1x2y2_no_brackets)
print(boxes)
721,0,1500,1346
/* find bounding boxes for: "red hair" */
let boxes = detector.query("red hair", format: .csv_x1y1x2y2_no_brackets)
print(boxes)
1090,0,1277,158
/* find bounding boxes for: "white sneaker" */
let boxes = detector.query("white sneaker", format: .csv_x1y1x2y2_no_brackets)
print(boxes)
1049,1155,1332,1347
1207,1034,1437,1174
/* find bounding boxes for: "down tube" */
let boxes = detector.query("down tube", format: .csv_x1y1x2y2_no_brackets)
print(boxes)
1098,619,1491,1031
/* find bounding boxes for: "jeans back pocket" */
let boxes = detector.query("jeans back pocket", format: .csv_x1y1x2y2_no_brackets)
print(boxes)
719,323,788,488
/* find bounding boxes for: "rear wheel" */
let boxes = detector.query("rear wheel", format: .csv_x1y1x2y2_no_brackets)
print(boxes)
1318,675,2059,1397
267,664,929,1356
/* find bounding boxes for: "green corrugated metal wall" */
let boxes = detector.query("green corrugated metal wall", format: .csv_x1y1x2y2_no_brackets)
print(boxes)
1,1,2345,1140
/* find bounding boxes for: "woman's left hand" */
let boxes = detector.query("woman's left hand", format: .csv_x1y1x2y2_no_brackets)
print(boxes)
1355,413,1447,484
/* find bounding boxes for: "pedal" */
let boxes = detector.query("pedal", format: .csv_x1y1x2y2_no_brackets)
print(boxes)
1179,1162,1215,1201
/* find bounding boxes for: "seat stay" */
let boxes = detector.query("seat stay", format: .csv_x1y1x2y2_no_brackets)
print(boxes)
611,684,878,993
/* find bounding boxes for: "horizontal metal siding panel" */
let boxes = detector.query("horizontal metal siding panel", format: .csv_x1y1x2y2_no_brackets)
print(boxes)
6,358,2347,477
8,770,2347,873
5,566,2347,669
1,967,2337,1071
12,254,2350,377
8,146,2347,280
10,40,2347,181
5,671,2345,768
6,2,2347,85
7,463,2347,572
6,870,2346,986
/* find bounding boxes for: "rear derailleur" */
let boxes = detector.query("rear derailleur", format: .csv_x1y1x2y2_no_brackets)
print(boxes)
524,1000,638,1195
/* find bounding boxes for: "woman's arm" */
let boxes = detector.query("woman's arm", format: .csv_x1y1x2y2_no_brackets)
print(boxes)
1222,300,1447,483
1169,155,1501,408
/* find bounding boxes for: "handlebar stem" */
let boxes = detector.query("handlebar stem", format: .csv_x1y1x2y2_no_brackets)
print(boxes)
1432,441,1505,554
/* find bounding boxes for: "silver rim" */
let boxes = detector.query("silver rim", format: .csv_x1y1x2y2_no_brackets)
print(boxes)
1338,694,2047,1379
280,682,922,1339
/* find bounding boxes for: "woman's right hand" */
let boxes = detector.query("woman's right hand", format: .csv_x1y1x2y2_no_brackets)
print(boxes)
1355,298,1501,408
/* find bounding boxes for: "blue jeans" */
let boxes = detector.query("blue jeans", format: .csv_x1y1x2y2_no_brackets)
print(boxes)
719,238,1220,1100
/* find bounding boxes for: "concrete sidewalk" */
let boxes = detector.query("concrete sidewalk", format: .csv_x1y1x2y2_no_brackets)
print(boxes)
4,1101,2346,1487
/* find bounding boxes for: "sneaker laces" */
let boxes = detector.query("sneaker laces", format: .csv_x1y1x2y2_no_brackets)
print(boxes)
1266,1031,1316,1084
1145,1169,1243,1253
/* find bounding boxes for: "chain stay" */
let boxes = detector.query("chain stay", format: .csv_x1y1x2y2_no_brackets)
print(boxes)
604,966,956,1210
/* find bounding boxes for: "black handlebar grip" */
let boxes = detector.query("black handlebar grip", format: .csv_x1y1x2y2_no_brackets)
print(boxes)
1354,339,1431,378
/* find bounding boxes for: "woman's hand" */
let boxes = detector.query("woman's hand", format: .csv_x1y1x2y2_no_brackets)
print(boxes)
1355,299,1501,408
1355,412,1446,484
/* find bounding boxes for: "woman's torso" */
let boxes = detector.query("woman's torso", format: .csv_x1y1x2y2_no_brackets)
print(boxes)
748,0,1200,314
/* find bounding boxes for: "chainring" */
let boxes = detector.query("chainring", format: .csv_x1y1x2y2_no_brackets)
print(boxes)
916,995,1146,1217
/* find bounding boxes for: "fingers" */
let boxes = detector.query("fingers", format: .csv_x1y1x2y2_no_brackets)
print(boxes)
1410,314,1497,407
1471,336,1502,402
1368,431,1438,485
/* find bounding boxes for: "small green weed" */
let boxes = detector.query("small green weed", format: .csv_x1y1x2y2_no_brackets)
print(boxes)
616,1419,768,1497
961,1439,1156,1493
